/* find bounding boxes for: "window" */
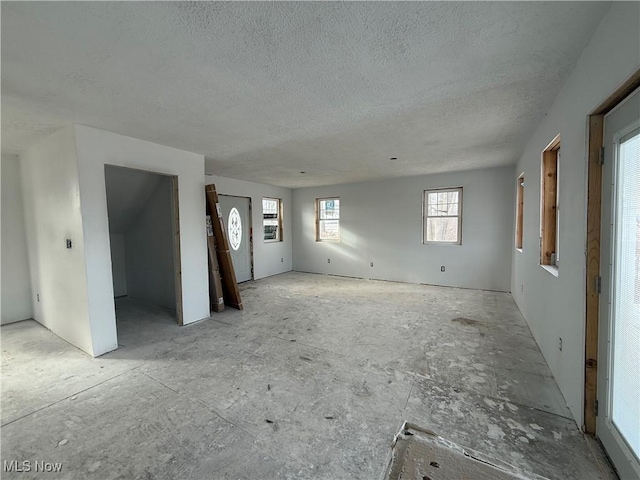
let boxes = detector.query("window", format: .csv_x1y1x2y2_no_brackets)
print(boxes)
316,198,340,241
540,135,560,267
516,174,524,250
423,188,462,245
262,197,282,242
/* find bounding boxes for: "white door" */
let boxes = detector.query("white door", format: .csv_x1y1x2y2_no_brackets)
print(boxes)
598,87,640,480
218,195,252,283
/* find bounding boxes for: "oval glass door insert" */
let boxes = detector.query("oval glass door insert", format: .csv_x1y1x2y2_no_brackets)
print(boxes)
228,207,242,251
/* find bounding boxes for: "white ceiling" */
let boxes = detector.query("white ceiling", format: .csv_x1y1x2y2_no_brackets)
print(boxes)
2,2,610,188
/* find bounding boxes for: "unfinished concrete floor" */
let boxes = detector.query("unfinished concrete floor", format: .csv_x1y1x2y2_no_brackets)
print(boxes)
1,272,616,479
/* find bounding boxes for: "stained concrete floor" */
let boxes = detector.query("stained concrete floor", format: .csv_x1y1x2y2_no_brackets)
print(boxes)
1,272,616,479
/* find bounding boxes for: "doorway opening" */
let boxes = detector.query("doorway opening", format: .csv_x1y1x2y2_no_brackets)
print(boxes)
104,166,183,347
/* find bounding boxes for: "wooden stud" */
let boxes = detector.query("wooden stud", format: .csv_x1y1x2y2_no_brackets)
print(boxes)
584,114,603,435
314,198,320,241
171,176,184,326
278,198,284,242
206,215,225,313
592,69,640,115
516,176,524,249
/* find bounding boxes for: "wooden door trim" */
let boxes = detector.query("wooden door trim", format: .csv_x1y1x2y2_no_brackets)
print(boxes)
171,176,184,326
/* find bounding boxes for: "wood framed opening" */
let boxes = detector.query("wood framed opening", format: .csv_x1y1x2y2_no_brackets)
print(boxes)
422,187,463,245
541,135,560,267
584,68,640,435
262,197,283,243
316,197,340,242
104,166,184,333
516,174,524,250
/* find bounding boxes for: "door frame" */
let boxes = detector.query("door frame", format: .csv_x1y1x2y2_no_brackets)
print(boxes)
584,68,640,435
104,165,184,327
171,176,184,325
218,194,254,282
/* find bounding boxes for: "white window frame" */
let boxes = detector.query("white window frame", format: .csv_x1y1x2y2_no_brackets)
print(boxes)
316,197,340,242
422,187,463,245
262,197,282,243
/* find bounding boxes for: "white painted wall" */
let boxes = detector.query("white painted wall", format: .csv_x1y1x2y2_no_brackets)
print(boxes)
293,166,514,292
124,176,176,310
1,154,33,324
205,175,293,280
19,127,94,354
109,234,127,297
75,125,209,356
511,1,640,426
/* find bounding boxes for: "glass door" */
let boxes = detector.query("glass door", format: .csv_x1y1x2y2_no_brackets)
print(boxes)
599,88,640,480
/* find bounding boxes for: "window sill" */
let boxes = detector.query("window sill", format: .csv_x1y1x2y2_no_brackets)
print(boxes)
540,264,559,277
423,242,462,246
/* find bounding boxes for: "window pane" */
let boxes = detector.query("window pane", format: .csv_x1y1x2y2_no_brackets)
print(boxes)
263,198,280,241
611,129,640,456
263,218,279,241
319,199,339,220
263,198,278,217
426,217,459,243
431,203,448,216
319,219,339,240
424,189,462,244
264,224,278,240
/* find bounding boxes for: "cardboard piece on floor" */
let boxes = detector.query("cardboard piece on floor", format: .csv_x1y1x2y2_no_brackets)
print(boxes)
382,422,548,480
205,184,243,310
206,215,224,313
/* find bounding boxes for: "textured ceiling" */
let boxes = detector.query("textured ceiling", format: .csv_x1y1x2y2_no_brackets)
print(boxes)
2,2,610,188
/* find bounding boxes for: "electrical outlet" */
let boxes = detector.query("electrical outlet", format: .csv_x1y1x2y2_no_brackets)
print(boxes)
441,266,445,272
559,337,563,352
327,258,331,264
370,262,374,267
37,294,40,302
281,257,284,263
66,239,73,249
